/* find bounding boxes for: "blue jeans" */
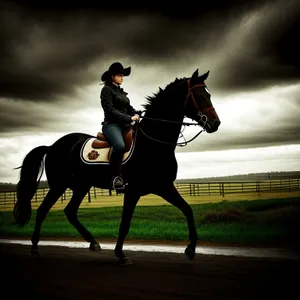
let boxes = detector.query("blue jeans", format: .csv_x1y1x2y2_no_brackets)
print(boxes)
102,122,126,176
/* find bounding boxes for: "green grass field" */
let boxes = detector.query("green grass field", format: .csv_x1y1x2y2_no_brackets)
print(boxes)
1,193,299,247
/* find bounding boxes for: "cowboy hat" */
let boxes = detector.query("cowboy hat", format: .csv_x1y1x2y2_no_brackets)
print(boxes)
101,62,131,82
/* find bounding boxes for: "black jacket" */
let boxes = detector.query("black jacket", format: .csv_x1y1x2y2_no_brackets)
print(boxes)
100,84,139,125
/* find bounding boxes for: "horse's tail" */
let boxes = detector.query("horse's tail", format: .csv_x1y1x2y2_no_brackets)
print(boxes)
13,145,49,227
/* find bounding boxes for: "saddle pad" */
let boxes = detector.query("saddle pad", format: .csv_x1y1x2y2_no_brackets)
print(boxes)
80,137,133,165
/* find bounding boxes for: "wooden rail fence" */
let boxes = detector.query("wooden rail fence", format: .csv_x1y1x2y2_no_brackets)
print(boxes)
1,178,299,206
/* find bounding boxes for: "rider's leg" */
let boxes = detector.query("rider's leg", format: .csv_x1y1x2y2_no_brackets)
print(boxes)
102,123,125,189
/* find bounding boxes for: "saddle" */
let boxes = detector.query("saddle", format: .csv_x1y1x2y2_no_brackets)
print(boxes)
80,128,135,164
92,128,133,152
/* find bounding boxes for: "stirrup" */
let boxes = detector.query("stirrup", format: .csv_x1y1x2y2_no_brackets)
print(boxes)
112,176,126,194
112,176,124,189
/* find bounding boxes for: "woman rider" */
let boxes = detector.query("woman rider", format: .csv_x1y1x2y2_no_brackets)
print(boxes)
100,62,140,192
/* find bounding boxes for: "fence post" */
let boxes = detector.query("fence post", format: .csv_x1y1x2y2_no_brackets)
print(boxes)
88,190,91,202
256,181,260,196
220,183,225,197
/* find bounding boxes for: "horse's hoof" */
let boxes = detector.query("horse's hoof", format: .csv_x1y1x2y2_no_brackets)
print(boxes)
30,248,40,258
185,247,196,260
118,256,132,265
89,243,101,252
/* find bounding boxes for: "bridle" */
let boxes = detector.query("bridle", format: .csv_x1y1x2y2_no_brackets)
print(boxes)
184,80,215,126
138,79,215,147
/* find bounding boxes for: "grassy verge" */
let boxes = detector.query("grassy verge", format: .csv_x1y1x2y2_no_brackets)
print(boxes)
0,196,299,247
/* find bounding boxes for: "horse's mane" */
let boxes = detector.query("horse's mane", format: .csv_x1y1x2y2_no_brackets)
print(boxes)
142,77,187,111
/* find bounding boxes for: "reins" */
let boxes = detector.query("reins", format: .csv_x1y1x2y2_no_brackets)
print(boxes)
139,114,199,126
132,78,216,147
134,78,213,147
137,111,206,147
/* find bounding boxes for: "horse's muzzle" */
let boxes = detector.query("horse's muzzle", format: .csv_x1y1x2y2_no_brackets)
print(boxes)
206,119,221,133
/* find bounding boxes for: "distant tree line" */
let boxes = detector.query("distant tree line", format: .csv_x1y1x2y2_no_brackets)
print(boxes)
175,171,300,184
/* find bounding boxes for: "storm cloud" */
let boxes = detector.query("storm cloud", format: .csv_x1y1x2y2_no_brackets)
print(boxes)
1,0,299,101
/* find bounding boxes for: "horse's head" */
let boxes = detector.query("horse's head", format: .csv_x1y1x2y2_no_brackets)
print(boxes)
184,69,220,133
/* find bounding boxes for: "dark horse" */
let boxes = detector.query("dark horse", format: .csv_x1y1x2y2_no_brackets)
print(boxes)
13,69,220,264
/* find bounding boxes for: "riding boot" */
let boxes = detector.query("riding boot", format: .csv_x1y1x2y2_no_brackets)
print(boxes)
110,161,125,193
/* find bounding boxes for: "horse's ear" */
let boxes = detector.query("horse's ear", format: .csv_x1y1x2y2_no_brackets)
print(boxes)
199,70,210,82
191,69,199,80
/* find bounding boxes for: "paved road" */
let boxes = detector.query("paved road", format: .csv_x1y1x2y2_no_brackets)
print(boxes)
1,242,299,300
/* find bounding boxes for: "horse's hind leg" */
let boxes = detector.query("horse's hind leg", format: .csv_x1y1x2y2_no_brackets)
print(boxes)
154,183,198,260
31,186,66,257
63,186,101,251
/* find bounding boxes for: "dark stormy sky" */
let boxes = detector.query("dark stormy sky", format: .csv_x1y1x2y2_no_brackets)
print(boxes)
1,0,300,182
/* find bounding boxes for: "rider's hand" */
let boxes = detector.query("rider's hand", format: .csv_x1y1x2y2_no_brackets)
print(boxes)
131,115,139,122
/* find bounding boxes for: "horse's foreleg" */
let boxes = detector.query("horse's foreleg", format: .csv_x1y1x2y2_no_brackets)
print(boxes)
31,187,66,257
114,188,140,264
63,186,100,251
154,184,198,260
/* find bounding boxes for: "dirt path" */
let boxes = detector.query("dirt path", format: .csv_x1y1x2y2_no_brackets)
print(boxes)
1,243,299,300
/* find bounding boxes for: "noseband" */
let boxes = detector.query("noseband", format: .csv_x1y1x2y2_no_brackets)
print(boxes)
138,79,213,147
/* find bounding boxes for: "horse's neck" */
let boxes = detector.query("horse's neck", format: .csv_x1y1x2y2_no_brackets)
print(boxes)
140,91,186,150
